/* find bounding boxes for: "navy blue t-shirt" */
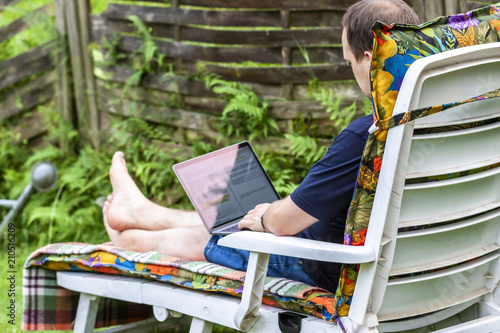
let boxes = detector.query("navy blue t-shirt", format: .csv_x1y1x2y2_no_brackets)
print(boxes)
290,114,373,292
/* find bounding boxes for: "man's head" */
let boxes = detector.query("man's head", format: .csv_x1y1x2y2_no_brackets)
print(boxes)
341,0,420,96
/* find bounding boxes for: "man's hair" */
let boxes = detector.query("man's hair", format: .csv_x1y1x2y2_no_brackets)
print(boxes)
342,0,420,61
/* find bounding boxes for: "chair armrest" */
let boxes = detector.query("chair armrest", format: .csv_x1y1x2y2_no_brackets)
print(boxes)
218,231,376,264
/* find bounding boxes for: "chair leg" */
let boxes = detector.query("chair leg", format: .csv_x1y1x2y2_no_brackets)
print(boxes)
74,293,100,333
189,317,213,333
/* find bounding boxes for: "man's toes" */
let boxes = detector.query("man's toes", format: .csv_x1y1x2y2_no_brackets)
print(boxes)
112,151,124,162
103,203,109,215
110,152,129,179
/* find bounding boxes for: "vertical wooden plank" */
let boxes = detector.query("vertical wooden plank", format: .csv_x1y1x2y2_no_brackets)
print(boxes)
65,0,87,138
1,0,23,7
65,0,100,148
459,1,484,13
411,0,426,23
172,0,181,72
172,0,186,109
424,0,445,21
54,0,73,124
77,0,100,149
444,0,459,16
280,9,293,100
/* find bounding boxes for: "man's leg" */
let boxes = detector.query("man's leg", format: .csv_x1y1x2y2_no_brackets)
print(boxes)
102,152,211,261
105,219,210,260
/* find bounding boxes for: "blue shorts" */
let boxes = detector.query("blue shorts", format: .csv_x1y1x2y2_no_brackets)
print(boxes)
204,235,316,286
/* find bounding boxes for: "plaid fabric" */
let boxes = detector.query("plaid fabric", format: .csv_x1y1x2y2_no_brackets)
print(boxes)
22,266,152,331
22,242,337,330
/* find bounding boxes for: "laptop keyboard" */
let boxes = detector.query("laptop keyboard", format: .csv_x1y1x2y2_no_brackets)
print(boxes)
218,224,241,233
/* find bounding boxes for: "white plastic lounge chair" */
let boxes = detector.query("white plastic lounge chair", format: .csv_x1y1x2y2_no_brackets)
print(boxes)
55,41,500,333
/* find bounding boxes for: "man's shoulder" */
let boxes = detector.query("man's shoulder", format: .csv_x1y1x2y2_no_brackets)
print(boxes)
342,114,374,140
346,114,373,132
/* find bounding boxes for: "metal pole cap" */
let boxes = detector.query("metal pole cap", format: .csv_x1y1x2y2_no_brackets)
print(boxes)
31,162,59,192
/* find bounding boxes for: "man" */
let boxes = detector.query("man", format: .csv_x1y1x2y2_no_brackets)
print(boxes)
103,0,420,292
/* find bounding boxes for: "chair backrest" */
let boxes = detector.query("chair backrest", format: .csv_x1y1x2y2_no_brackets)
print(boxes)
348,42,500,327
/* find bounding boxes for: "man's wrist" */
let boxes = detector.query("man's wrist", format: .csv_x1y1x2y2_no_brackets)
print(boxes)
260,215,266,232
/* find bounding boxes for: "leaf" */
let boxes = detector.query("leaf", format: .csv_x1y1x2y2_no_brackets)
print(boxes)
491,20,500,34
126,70,143,87
127,15,149,36
452,27,477,47
143,39,158,65
476,21,497,44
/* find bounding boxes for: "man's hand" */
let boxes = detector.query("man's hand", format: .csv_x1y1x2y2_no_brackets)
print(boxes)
238,203,271,232
238,197,317,235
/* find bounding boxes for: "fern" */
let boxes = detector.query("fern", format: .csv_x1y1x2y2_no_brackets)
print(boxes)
285,134,328,164
198,65,278,142
127,15,157,72
100,33,126,66
271,168,299,196
24,145,66,166
362,97,373,116
314,89,358,130
122,15,162,93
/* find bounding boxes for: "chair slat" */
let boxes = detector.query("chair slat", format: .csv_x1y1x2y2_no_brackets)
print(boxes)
399,167,500,227
378,252,499,321
414,98,500,129
391,209,500,276
412,60,499,110
407,120,500,179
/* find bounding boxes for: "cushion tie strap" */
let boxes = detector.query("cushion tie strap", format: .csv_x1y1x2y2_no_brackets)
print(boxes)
372,87,500,134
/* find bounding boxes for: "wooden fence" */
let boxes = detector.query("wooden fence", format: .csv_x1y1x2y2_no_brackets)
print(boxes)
0,1,59,143
92,0,365,151
0,0,491,151
0,0,98,147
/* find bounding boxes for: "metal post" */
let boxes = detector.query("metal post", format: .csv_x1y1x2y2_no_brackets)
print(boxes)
0,162,58,233
0,184,35,232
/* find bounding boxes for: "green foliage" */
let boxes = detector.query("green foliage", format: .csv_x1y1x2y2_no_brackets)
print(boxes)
0,0,51,26
127,15,158,72
198,64,279,142
362,97,374,116
90,0,110,15
314,88,358,130
100,33,126,67
284,134,328,165
1,106,112,246
0,102,196,246
107,116,191,206
122,15,170,92
0,0,56,62
191,64,366,196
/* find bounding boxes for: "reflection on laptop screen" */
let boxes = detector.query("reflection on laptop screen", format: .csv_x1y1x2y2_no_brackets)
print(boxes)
173,142,280,231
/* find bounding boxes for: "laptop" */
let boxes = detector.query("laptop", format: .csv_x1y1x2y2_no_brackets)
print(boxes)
173,141,280,235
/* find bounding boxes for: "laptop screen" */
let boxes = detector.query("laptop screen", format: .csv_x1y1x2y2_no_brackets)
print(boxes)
173,142,280,230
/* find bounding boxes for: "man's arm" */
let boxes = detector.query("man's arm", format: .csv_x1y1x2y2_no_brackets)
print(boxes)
238,196,317,236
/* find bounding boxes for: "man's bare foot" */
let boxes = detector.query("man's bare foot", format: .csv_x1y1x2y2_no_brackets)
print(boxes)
103,151,203,235
104,152,151,231
102,195,122,246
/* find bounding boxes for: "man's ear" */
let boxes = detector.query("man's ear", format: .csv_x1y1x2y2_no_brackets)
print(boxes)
364,50,373,61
